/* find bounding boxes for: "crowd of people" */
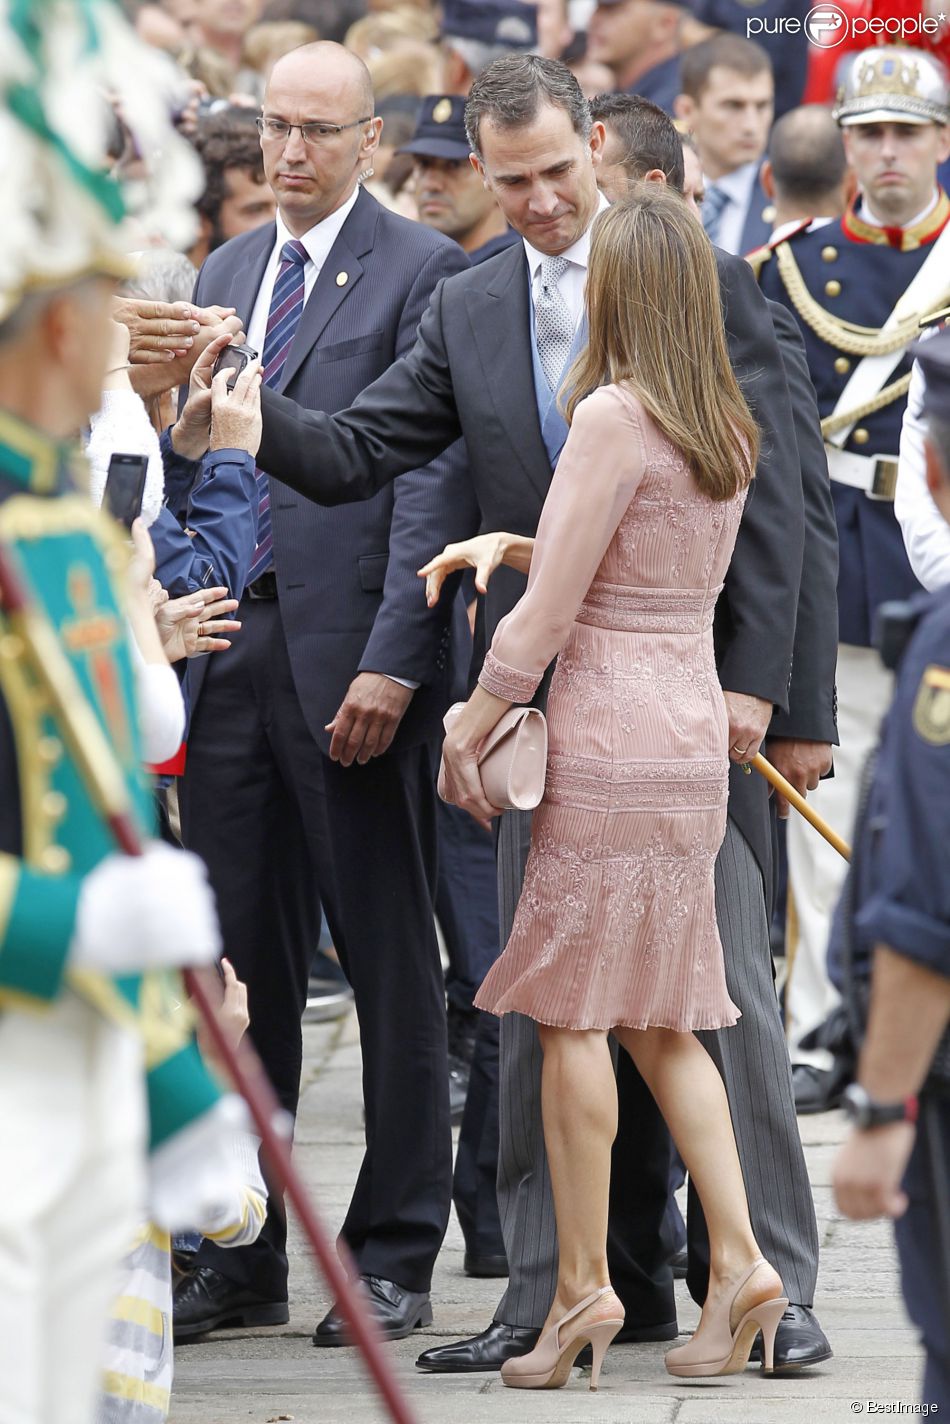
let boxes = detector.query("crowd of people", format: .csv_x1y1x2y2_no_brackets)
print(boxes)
2,0,950,1421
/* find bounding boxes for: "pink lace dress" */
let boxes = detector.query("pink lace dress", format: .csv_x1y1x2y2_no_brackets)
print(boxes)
474,384,745,1032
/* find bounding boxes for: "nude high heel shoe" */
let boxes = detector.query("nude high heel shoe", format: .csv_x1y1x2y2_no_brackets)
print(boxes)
500,1286,624,1391
665,1258,788,1379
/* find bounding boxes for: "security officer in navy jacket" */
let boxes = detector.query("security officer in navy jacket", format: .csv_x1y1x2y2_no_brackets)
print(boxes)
171,43,476,1345
756,47,950,1114
832,326,950,1414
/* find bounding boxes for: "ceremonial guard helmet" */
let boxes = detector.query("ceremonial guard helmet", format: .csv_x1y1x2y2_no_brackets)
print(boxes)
833,45,950,128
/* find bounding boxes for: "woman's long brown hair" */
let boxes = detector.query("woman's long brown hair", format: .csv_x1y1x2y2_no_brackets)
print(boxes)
563,185,759,502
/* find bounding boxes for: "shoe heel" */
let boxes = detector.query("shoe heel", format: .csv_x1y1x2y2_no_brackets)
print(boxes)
750,1297,788,1374
586,1320,623,1391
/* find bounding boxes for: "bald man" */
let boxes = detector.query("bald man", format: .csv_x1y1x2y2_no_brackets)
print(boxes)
172,43,475,1344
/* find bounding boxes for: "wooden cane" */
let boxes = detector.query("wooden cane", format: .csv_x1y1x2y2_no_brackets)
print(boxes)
0,541,419,1424
750,752,852,862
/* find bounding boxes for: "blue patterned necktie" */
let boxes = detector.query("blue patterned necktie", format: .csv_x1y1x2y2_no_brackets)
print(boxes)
702,184,730,246
246,238,309,585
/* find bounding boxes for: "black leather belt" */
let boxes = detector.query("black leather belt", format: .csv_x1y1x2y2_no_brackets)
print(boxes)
245,571,278,600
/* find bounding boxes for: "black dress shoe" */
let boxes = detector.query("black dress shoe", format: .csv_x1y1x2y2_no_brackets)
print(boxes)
313,1275,432,1346
464,1250,508,1278
614,1318,678,1343
173,1266,289,1342
748,1304,832,1371
416,1320,540,1372
793,1062,849,1114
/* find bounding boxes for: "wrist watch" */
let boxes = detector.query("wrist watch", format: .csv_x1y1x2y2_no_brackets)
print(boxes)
842,1083,918,1130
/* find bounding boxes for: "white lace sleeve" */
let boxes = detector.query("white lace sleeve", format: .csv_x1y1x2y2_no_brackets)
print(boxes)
86,389,165,526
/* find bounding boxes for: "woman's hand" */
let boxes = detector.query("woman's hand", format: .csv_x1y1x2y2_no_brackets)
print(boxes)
417,532,534,607
155,587,241,662
439,686,512,829
209,360,263,456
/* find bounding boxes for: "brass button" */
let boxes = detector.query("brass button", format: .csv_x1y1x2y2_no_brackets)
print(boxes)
821,245,838,262
825,279,842,297
834,356,851,374
853,428,870,445
42,791,67,820
38,735,63,765
39,845,71,873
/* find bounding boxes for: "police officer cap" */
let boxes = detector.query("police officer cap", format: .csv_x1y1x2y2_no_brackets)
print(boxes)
398,95,470,162
910,327,950,427
834,46,950,128
440,0,538,50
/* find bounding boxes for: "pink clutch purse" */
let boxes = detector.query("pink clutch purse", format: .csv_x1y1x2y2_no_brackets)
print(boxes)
438,703,548,812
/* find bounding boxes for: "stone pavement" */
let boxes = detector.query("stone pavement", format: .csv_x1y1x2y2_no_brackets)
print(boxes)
171,1010,925,1424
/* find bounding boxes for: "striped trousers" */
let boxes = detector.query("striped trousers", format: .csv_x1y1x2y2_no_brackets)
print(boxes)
492,812,819,1328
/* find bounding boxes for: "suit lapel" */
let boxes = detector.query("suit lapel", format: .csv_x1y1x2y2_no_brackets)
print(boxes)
225,227,274,332
466,247,553,503
278,188,377,391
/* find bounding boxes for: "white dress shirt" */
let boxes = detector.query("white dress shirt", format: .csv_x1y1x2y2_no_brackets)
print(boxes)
245,187,360,359
706,161,760,257
522,192,610,331
897,349,950,590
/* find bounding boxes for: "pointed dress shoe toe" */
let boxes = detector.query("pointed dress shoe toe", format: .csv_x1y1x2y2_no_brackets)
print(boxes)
416,1320,540,1372
172,1266,289,1342
313,1275,432,1346
748,1304,833,1371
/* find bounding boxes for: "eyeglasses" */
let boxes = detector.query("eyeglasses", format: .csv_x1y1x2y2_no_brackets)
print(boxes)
256,116,373,145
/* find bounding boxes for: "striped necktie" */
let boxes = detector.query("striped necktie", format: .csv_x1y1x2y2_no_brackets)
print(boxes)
702,184,730,246
246,238,309,585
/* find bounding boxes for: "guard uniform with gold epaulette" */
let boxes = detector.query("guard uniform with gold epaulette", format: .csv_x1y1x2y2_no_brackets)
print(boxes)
758,195,949,643
0,412,222,1151
757,50,950,646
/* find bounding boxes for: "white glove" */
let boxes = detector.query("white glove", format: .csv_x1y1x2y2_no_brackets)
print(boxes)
148,1094,255,1233
72,842,221,974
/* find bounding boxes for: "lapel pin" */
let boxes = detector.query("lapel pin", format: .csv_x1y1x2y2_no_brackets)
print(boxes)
336,271,348,287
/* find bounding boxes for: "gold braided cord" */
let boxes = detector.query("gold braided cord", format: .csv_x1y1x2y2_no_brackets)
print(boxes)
775,242,934,356
820,372,912,439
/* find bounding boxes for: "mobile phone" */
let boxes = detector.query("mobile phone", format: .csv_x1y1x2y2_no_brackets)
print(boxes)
103,452,149,530
213,342,258,392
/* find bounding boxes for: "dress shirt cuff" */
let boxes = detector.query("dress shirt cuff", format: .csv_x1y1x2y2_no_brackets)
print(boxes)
478,649,539,703
856,897,950,980
383,674,420,691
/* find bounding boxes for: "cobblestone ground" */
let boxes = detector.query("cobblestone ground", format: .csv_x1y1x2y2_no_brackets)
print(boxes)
171,1010,925,1424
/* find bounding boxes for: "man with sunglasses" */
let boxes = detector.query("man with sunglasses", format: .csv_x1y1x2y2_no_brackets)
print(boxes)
171,40,473,1344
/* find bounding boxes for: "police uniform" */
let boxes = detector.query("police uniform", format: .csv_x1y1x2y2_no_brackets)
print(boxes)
832,327,950,1408
593,0,691,117
754,47,950,1094
440,0,537,61
398,94,520,267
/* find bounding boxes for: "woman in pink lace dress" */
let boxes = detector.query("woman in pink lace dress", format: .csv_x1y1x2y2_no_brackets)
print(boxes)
431,189,787,1390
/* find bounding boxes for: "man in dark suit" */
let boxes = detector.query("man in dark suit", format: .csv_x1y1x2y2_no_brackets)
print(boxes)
249,54,815,1364
172,42,475,1343
674,33,775,257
